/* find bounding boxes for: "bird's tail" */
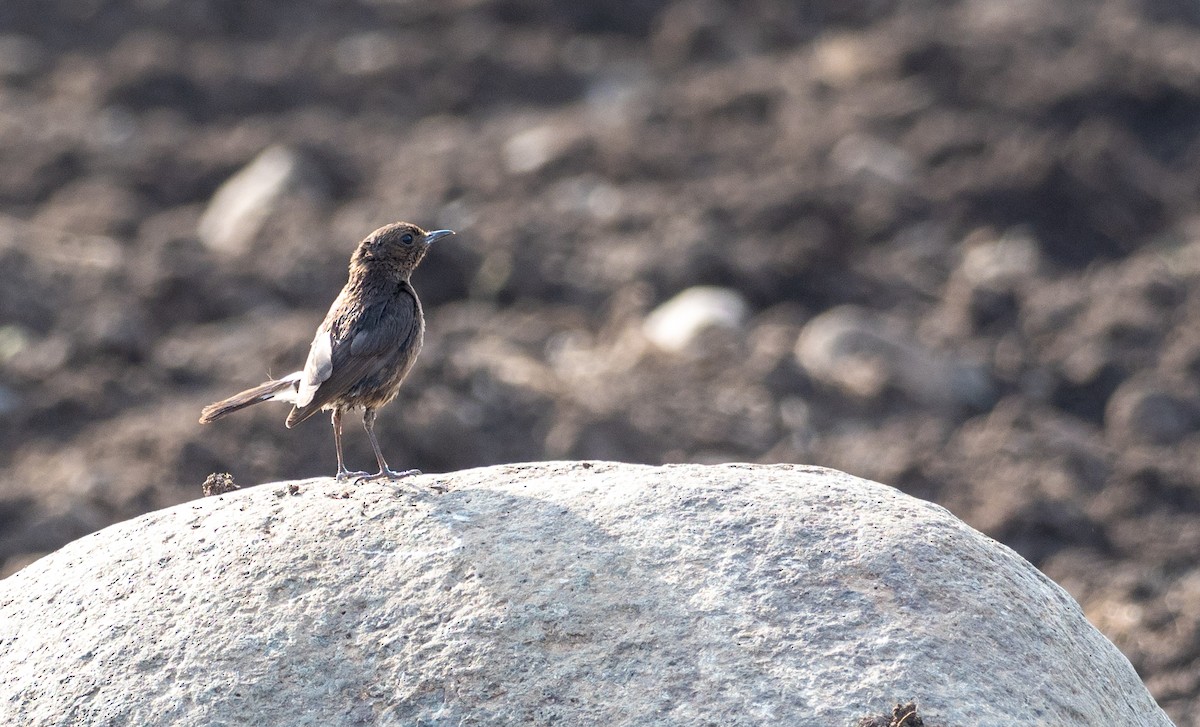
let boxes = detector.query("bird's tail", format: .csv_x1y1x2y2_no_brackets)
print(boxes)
199,373,301,423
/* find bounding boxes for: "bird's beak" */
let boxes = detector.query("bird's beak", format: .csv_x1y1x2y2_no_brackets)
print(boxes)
425,229,455,244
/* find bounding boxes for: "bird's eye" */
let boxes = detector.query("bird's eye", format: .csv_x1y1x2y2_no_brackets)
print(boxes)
401,233,414,245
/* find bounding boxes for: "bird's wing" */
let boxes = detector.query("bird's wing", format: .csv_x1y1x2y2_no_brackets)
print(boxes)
285,290,420,427
350,296,413,358
294,328,334,408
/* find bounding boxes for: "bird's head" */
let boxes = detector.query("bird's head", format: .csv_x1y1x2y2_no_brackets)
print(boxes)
352,222,455,277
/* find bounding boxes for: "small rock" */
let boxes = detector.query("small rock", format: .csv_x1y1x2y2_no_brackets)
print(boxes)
643,286,749,352
811,33,884,86
201,472,239,497
0,324,30,362
503,123,588,175
959,229,1041,288
795,305,994,409
943,230,1038,334
1105,379,1198,446
198,145,328,256
831,134,916,185
857,702,927,727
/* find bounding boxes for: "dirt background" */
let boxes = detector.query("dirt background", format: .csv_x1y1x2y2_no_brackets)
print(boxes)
1,0,1199,720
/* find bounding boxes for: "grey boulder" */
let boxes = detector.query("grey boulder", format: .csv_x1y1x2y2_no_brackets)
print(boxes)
0,462,1172,726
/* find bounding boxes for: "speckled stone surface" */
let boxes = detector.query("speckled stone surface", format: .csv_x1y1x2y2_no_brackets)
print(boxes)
0,462,1173,726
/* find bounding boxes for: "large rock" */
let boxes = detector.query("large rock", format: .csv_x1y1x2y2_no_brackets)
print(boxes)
0,463,1171,726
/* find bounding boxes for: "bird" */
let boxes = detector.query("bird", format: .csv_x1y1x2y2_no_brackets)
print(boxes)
199,222,454,482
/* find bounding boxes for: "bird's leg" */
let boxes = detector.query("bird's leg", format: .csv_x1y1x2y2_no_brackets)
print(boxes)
332,408,369,481
359,408,421,480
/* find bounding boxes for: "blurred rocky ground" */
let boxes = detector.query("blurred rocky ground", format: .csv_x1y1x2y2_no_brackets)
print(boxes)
1,0,1200,720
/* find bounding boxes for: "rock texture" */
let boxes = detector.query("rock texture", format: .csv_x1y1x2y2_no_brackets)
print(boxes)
0,463,1171,726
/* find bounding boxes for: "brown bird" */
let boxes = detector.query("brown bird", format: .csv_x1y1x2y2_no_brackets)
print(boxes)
199,222,454,481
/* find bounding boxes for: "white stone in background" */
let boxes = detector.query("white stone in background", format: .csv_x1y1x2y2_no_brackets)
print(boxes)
796,305,994,409
0,462,1171,726
198,145,327,256
643,285,749,352
830,133,916,185
504,123,581,175
959,230,1041,287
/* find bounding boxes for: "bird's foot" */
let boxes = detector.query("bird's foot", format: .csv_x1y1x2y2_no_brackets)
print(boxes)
356,467,421,483
351,468,448,493
335,469,372,482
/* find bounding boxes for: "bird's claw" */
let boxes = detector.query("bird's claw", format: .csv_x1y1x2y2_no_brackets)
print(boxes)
335,469,372,482
354,467,421,484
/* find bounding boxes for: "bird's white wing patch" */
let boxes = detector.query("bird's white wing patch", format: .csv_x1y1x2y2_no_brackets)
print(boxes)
295,329,333,408
265,371,304,403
